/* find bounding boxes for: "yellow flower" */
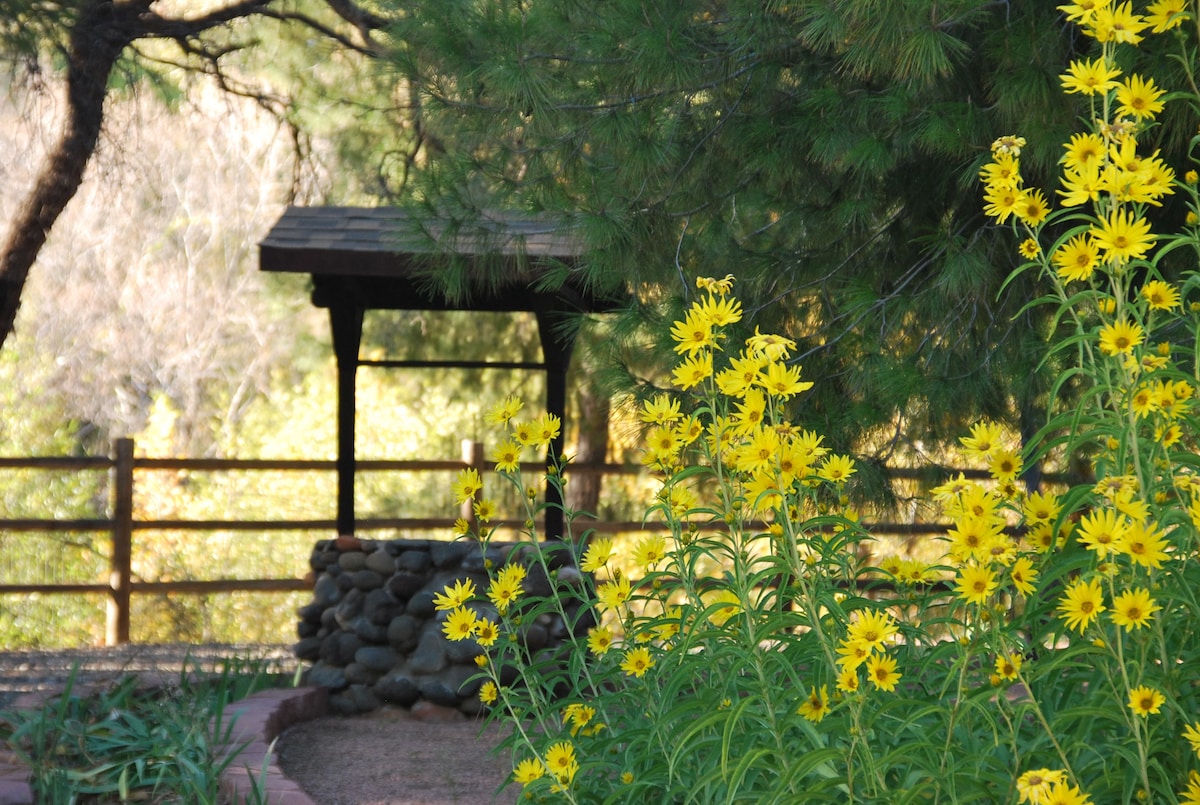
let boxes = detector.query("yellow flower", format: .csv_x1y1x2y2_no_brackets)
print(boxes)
544,741,578,786
1183,722,1200,757
596,573,632,613
1061,132,1106,172
452,517,471,537
561,703,596,735
620,646,654,677
1058,164,1104,208
433,578,476,612
532,412,561,447
1142,0,1190,30
633,534,668,569
836,638,872,670
959,421,1003,456
1147,0,1189,32
798,685,830,723
1058,0,1110,26
474,617,499,646
671,351,713,390
1019,238,1041,260
1076,508,1128,558
1115,519,1170,568
451,468,483,503
1180,771,1200,805
983,183,1022,224
756,360,813,398
1060,56,1121,95
696,292,743,326
1009,556,1039,596
1090,208,1156,264
1043,782,1094,805
485,395,524,427
640,393,682,424
988,447,1022,483
1016,768,1067,805
473,498,496,523
991,135,1026,157
1058,577,1106,633
955,563,998,606
696,274,736,295
580,537,614,573
1098,319,1145,357
980,153,1022,189
1014,189,1051,226
511,419,536,446
865,653,901,692
1023,491,1061,524
715,351,767,397
1087,1,1150,44
818,453,857,484
1109,587,1160,631
670,308,716,355
847,609,898,652
745,326,796,361
1116,74,1166,120
994,652,1023,681
1127,685,1165,717
1141,279,1180,310
479,680,498,705
706,589,742,626
836,665,861,693
442,606,478,641
512,757,545,785
587,625,614,655
730,388,767,436
488,564,527,614
490,439,522,473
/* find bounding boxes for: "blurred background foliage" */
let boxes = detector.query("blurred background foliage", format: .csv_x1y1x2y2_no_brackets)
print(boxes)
4,0,1179,647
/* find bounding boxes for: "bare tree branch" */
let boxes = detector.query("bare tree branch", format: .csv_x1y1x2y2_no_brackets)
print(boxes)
0,0,396,350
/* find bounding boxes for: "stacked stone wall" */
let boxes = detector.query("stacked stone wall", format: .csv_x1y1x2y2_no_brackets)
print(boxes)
294,536,581,715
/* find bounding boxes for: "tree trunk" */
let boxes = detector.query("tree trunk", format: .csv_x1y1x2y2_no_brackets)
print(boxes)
0,1,144,349
567,381,610,517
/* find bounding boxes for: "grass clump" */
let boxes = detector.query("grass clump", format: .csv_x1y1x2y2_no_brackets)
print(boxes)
0,654,288,804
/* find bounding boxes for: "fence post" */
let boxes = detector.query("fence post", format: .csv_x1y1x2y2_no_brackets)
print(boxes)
106,438,134,646
461,440,485,532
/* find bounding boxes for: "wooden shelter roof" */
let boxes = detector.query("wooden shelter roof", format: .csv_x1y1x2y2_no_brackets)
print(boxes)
259,206,619,313
258,205,623,537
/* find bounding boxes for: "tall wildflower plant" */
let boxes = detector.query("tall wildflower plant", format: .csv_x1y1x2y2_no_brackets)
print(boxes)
437,5,1200,803
972,1,1200,802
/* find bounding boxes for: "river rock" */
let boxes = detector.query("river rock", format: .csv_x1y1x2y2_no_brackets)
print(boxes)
375,672,420,706
408,627,447,674
387,614,418,651
355,645,399,673
365,549,396,575
396,549,431,572
387,571,425,600
338,551,367,572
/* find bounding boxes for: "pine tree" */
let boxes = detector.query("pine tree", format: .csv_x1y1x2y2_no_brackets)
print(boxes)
392,0,1194,494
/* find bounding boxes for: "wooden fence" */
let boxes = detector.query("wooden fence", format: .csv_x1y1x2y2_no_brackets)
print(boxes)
0,438,989,646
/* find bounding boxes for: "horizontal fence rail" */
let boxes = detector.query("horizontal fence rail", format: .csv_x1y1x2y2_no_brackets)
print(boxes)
0,438,1071,646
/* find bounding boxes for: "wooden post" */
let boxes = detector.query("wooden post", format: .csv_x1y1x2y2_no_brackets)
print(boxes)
106,438,134,646
330,302,364,536
461,440,485,532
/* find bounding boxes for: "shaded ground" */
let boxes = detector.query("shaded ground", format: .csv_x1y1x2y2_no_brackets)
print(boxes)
276,707,518,805
0,644,517,805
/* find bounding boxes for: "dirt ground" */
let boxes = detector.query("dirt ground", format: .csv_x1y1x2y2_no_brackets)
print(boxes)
275,707,520,805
